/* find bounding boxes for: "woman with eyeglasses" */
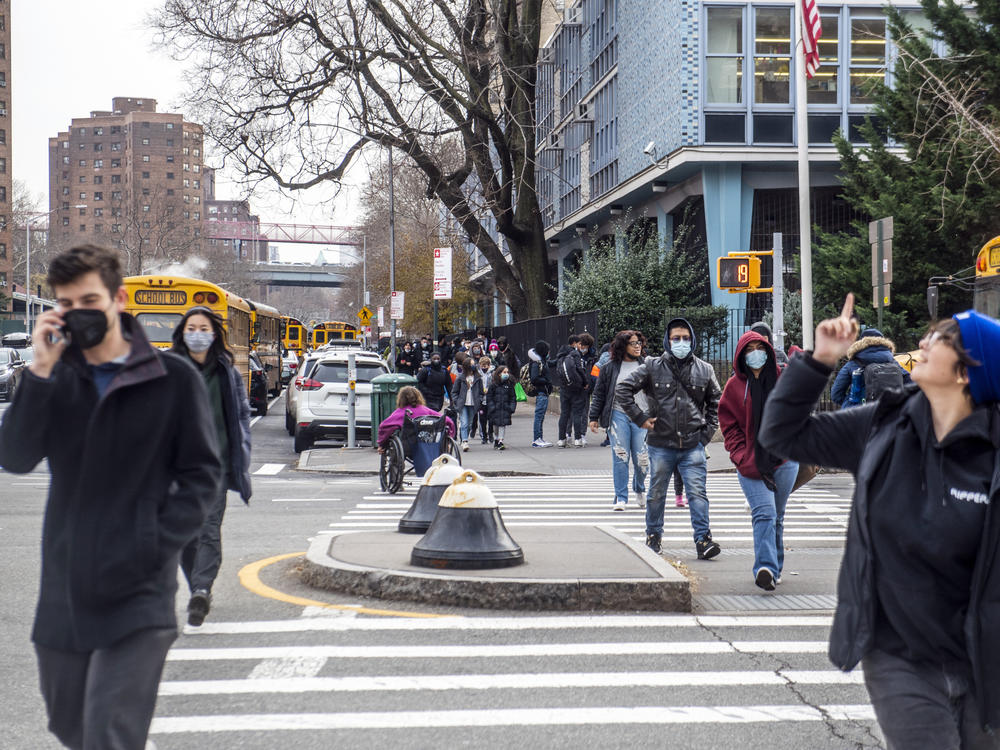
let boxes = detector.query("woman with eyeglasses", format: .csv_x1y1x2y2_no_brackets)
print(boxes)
759,294,1000,747
589,330,650,510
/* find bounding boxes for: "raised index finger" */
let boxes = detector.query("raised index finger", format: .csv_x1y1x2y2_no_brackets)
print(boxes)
840,293,855,321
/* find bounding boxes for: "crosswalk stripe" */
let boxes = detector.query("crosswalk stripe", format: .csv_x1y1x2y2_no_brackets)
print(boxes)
181,614,834,635
150,704,876,732
158,669,863,696
167,641,828,661
253,463,286,475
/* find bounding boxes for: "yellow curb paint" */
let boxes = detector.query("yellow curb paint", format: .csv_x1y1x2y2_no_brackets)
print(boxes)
238,552,450,619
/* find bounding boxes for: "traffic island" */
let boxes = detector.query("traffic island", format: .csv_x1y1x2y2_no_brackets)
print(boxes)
300,525,691,612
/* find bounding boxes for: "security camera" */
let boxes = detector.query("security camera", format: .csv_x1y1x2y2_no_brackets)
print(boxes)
643,141,656,156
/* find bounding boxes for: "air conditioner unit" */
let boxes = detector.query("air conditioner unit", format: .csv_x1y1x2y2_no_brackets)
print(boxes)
575,101,593,122
0,81,6,87
563,6,582,25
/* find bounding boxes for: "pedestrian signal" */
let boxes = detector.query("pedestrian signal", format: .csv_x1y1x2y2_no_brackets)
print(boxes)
717,256,761,291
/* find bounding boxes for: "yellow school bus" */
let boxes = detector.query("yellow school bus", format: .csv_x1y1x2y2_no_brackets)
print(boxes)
281,315,307,356
246,298,281,395
123,275,252,389
311,320,358,347
974,235,1000,318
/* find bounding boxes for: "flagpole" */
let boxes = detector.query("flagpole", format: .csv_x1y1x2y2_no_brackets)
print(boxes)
795,0,814,349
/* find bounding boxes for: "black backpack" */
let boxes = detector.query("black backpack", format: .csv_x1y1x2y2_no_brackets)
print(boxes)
555,352,581,389
862,362,904,402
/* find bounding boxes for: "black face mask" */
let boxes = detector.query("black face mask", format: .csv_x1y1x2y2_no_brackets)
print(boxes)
64,306,112,350
431,360,442,369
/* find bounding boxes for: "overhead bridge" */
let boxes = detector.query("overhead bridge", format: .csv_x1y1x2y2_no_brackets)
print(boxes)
248,263,349,288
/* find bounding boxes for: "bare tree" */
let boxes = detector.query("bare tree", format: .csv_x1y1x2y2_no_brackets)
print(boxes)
9,178,45,279
155,0,552,319
111,185,203,276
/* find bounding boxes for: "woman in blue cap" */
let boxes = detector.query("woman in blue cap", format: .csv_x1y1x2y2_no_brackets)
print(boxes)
759,293,1000,748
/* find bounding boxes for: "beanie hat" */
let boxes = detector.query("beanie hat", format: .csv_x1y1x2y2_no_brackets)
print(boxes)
860,327,884,339
954,310,1000,404
489,342,499,352
534,340,550,358
749,321,773,344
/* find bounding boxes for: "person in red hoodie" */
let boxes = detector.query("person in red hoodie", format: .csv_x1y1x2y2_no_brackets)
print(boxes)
718,330,799,591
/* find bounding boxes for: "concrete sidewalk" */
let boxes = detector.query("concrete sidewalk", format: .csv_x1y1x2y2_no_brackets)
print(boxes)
298,398,736,476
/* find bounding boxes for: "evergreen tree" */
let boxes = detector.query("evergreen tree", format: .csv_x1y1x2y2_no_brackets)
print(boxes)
815,0,1000,346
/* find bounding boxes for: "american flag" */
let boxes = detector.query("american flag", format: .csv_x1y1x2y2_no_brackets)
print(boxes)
801,0,823,79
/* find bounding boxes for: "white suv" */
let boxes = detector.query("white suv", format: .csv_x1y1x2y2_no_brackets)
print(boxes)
284,350,326,435
293,351,389,452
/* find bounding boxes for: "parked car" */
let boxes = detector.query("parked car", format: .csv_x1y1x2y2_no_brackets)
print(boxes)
249,351,269,416
281,349,300,386
284,350,327,436
293,350,389,452
0,347,25,402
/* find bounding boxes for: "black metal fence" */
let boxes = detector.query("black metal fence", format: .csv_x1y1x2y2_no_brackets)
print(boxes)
490,310,600,369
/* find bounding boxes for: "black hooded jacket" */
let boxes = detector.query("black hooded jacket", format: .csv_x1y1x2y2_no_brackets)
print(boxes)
0,315,222,651
759,352,1000,733
615,317,721,450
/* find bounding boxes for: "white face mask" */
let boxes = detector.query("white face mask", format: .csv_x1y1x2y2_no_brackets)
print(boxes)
744,349,768,370
184,331,215,353
669,340,691,359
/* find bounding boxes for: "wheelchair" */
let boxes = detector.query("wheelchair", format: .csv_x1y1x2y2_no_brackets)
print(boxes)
379,408,461,494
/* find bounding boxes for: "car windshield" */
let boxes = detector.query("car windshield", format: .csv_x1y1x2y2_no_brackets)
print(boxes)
313,362,386,383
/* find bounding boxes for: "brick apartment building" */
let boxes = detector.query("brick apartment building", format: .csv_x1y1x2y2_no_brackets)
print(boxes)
201,167,267,264
47,97,206,275
0,5,11,306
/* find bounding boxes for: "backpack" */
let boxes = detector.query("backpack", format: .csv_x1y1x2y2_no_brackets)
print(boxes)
863,362,904,402
518,362,537,397
555,352,581,389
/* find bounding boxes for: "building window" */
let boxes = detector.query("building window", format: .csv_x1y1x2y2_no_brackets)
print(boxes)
142,188,150,196
193,180,200,188
142,121,150,129
112,224,121,233
166,155,174,163
0,129,6,144
79,224,86,232
183,179,190,187
143,205,150,212
94,192,103,201
141,138,149,145
79,175,88,183
142,154,150,162
193,149,201,157
167,188,175,196
112,208,122,217
850,12,887,105
62,217,70,226
706,7,743,104
193,212,200,220
111,159,121,168
111,174,121,183
79,142,86,150
166,122,174,129
79,160,87,167
0,243,6,259
94,159,103,168
94,208,103,217
143,221,150,229
93,175,103,184
166,172,174,179
184,211,191,219
193,196,200,204
142,171,150,179
95,224,103,233
94,143,103,152
193,165,200,173
183,147,189,155
79,192,86,200
63,156,70,164
0,156,6,173
62,186,69,195
754,8,792,104
111,142,121,151
111,125,121,134
79,207,86,216
112,191,122,200
94,127,103,135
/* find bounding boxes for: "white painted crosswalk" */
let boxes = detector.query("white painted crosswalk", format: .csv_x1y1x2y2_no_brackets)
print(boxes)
151,612,879,746
322,474,850,547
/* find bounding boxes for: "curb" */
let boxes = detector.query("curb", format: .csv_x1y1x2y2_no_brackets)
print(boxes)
300,525,691,612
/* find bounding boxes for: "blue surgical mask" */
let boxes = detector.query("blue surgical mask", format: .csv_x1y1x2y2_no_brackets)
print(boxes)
669,340,691,359
184,331,215,353
744,349,768,370
500,373,509,381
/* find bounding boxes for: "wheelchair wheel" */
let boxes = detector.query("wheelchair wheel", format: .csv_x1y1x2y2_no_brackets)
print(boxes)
379,433,406,494
443,435,462,465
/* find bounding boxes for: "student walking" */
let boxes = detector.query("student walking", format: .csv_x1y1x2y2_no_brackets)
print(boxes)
760,295,1000,748
554,334,589,447
416,353,451,411
487,365,517,449
617,318,722,557
170,306,253,625
719,330,797,591
450,355,485,451
589,330,649,510
528,340,554,447
0,244,221,750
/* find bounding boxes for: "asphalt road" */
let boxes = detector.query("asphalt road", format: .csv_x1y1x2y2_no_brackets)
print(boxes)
0,393,884,749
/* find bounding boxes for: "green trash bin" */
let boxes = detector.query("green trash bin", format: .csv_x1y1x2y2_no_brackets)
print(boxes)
370,373,419,445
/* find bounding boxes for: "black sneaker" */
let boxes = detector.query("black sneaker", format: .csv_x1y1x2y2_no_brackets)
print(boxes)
187,588,211,626
645,533,662,554
695,535,721,560
755,567,776,591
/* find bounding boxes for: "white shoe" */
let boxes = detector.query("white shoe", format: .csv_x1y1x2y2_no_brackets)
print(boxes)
634,491,646,508
462,441,469,452
556,439,567,448
532,438,553,448
612,500,627,511
573,438,583,448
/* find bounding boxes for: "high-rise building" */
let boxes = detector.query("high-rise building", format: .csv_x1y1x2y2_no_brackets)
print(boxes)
0,4,11,306
47,97,205,275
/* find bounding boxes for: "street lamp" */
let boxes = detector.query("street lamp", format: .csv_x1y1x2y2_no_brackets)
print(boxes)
25,205,86,333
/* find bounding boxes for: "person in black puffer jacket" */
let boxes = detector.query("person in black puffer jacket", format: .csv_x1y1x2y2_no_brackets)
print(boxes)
760,298,1000,747
528,340,553,447
487,365,517,450
416,353,450,411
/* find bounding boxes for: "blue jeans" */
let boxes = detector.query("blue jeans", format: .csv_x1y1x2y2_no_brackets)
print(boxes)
533,392,549,441
647,444,709,539
459,404,477,441
737,460,798,578
609,410,648,504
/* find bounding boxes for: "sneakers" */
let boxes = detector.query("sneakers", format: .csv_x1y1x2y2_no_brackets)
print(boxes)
574,438,586,448
495,440,506,451
600,436,610,447
634,491,646,509
675,495,687,508
645,533,662,554
775,575,782,586
695,535,721,560
461,441,469,452
612,499,627,511
755,567,776,591
532,438,553,448
556,439,567,448
187,588,211,627
481,437,488,445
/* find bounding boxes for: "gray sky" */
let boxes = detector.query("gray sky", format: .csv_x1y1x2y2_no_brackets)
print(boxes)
12,0,363,259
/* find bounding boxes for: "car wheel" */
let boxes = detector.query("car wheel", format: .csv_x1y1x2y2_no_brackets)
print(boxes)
293,426,313,453
285,410,295,436
256,398,268,417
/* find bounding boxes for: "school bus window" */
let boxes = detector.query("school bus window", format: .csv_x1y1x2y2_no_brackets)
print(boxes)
136,313,182,343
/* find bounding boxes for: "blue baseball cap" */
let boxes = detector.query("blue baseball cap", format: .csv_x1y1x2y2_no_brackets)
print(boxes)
953,310,1000,404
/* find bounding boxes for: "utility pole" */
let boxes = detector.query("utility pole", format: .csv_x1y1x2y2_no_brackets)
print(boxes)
388,150,397,372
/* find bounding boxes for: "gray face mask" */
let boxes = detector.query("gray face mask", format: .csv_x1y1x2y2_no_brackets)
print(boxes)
184,331,215,353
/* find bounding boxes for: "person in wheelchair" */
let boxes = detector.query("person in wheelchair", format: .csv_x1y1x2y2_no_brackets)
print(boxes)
377,386,455,455
377,386,459,492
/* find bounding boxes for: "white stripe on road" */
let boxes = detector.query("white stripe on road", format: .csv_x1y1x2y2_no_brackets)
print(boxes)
253,463,286,476
181,614,833,635
166,641,827,662
248,656,328,680
150,704,876,733
273,498,344,503
159,669,863,696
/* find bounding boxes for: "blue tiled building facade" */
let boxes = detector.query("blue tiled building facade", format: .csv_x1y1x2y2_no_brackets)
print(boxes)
539,0,925,315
